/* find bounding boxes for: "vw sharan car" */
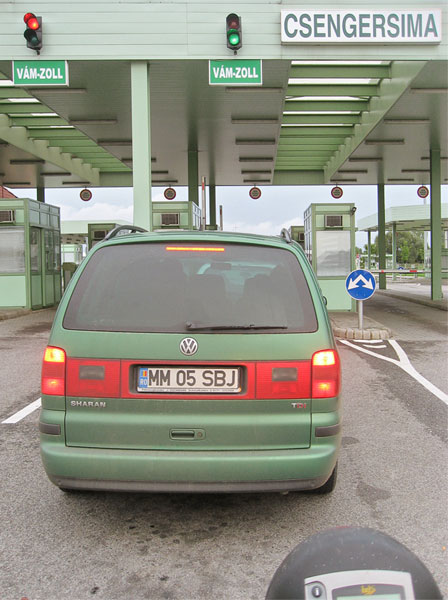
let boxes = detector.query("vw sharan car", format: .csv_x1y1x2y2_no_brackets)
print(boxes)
40,227,341,494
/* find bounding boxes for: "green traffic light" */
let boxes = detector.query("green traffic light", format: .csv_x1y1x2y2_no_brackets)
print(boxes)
228,30,240,46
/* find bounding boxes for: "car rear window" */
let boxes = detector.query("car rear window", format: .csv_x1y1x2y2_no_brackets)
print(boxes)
63,242,318,333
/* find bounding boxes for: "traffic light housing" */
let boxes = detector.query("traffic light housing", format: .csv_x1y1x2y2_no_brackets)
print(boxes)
226,13,242,52
23,13,42,54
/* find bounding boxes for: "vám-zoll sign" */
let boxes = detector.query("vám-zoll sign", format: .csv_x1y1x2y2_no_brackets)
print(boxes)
13,60,69,86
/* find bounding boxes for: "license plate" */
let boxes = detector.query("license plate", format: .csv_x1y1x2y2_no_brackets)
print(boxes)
137,366,241,394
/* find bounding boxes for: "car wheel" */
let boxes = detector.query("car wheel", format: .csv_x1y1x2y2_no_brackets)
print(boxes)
310,463,338,494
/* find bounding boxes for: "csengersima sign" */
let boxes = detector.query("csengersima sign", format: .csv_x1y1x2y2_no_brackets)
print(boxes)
281,10,441,43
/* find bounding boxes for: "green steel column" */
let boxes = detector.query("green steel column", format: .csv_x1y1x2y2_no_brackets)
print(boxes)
36,186,45,203
367,230,371,270
209,184,216,228
131,62,152,230
430,149,442,300
392,222,397,281
37,167,45,202
377,184,386,289
188,150,199,206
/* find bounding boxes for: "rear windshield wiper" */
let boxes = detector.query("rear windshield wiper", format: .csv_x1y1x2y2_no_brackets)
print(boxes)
185,322,288,331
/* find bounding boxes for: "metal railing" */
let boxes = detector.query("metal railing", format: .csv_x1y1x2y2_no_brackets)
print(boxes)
370,269,448,274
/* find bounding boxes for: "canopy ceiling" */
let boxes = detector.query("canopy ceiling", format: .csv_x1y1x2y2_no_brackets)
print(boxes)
0,58,446,190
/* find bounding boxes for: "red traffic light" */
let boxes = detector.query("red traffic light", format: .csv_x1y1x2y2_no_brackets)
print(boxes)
23,12,42,53
226,14,239,29
24,13,39,29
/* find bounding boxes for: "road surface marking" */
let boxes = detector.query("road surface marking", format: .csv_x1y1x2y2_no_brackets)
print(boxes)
357,340,387,347
2,397,41,424
340,339,448,406
362,343,387,348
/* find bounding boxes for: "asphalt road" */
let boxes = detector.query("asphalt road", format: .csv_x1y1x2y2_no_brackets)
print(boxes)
0,298,447,600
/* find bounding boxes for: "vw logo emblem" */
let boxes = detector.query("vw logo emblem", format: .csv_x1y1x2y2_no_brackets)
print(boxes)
180,337,198,356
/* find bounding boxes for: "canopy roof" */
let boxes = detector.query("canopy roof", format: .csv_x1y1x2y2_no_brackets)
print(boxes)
357,203,448,232
0,2,446,191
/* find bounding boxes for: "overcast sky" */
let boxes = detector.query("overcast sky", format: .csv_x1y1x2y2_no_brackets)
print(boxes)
13,183,447,248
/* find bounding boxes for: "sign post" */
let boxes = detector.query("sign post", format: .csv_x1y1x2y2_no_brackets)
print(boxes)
345,269,376,329
201,176,207,231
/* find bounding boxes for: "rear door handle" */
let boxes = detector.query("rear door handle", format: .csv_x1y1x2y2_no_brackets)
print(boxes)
170,429,205,440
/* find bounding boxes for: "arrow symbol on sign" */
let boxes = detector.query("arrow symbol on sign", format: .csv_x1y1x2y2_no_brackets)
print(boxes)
347,274,374,290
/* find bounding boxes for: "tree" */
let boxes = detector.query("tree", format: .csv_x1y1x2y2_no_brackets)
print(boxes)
363,231,424,264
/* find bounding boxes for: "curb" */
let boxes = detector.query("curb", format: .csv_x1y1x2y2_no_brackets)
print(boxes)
329,311,392,340
332,325,392,340
0,309,32,321
0,307,56,322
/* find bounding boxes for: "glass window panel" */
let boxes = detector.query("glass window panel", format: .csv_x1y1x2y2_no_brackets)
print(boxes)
30,228,41,273
161,213,180,226
45,229,54,272
53,231,61,271
316,230,351,276
0,227,26,273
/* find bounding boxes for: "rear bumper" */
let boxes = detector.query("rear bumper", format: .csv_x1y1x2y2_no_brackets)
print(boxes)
41,437,340,493
48,474,331,493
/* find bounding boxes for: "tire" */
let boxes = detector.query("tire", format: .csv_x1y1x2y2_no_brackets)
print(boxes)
310,463,338,495
58,487,83,494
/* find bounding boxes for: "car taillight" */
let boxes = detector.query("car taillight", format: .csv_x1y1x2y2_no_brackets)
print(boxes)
42,346,66,395
312,350,340,398
66,358,120,398
256,362,311,399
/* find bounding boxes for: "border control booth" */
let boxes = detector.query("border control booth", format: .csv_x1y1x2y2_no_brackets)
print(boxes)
0,198,61,310
152,201,201,230
304,203,356,311
88,222,122,249
289,225,305,249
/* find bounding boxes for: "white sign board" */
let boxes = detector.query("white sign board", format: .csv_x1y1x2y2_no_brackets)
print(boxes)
281,10,441,43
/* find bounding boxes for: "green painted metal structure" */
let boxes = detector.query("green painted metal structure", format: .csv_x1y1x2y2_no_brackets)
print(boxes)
358,203,448,281
0,198,61,309
0,1,446,300
304,203,356,311
288,225,304,248
152,201,201,230
87,222,121,249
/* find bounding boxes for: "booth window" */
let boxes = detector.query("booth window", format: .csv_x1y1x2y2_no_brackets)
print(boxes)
0,227,26,273
161,213,180,226
30,228,41,273
316,230,351,277
45,229,54,272
53,231,61,271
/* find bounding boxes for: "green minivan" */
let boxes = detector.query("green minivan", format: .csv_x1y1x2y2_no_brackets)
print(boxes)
40,228,341,493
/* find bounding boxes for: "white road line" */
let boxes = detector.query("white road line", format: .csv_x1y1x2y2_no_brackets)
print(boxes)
352,340,388,348
2,398,41,424
362,344,387,349
340,339,448,406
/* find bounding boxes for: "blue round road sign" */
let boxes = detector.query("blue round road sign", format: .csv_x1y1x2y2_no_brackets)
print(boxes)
345,269,376,301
